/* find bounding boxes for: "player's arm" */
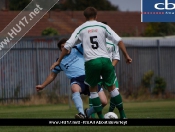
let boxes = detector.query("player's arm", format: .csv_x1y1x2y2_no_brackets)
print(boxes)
64,27,81,51
112,59,119,67
50,48,69,70
50,28,80,70
118,41,132,64
106,26,132,64
36,72,57,91
57,42,83,64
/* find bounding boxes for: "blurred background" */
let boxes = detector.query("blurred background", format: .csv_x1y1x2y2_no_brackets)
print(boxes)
0,0,175,105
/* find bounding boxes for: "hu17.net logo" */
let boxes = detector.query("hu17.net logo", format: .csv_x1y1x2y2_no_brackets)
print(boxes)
141,0,175,22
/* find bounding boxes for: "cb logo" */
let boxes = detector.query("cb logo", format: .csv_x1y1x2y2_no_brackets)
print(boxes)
154,0,175,10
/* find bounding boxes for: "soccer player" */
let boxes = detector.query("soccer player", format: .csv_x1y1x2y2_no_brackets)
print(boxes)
85,36,128,119
85,38,121,118
87,35,121,119
50,7,132,119
36,38,107,119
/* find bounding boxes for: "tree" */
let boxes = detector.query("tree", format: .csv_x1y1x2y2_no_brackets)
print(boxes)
9,0,30,11
41,27,59,36
144,23,175,37
58,0,119,11
8,0,118,11
153,76,166,95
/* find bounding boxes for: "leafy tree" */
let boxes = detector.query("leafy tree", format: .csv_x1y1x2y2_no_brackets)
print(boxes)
142,70,154,88
9,0,31,11
141,71,167,95
41,27,58,36
9,0,118,11
153,76,166,95
58,0,118,11
144,23,175,37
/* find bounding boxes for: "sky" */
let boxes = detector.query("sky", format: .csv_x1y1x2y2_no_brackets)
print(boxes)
108,0,141,12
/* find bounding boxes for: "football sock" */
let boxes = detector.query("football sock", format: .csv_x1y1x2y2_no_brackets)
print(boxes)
89,97,96,118
90,92,104,119
110,88,126,119
72,92,84,115
109,97,115,112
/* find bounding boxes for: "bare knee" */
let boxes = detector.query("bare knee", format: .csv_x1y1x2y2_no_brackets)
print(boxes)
107,85,116,92
71,84,81,93
98,91,107,107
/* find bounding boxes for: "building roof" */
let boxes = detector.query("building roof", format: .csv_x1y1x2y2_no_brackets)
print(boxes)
0,11,147,37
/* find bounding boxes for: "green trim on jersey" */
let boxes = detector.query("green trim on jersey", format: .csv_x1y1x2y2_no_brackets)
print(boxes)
106,42,115,51
75,25,111,38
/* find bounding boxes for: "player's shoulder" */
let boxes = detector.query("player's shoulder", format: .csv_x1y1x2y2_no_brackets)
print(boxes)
76,23,87,29
97,21,106,26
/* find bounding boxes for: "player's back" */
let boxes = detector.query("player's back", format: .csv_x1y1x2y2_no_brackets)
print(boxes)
78,21,110,61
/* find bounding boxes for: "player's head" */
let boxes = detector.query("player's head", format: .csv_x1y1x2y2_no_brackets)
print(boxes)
84,7,97,20
57,38,68,51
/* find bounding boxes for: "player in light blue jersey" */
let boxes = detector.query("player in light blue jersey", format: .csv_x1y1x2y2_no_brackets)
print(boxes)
36,38,107,119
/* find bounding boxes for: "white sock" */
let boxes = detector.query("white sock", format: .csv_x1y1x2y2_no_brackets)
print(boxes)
110,88,119,97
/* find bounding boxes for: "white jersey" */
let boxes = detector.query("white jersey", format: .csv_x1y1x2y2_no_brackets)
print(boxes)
64,20,122,62
106,39,120,61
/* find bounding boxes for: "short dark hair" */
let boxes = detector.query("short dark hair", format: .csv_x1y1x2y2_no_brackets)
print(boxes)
84,7,97,20
57,38,68,50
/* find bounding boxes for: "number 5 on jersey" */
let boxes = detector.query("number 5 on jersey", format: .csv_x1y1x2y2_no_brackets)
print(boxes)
90,36,99,49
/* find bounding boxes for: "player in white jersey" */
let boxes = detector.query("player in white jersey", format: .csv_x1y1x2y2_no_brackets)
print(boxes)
50,7,132,119
85,38,127,118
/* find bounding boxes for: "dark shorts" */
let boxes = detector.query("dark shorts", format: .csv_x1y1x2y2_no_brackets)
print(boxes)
70,75,102,96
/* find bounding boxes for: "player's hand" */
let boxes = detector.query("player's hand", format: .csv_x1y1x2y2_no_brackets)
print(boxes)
50,61,60,70
125,55,132,64
36,85,44,92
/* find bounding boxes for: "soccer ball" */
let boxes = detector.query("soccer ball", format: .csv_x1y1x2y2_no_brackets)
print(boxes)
104,112,118,119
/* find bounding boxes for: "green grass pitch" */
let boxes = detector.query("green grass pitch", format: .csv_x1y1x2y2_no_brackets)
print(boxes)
0,100,175,132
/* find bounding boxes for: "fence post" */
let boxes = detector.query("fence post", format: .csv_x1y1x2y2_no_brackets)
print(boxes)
36,44,39,87
157,39,160,77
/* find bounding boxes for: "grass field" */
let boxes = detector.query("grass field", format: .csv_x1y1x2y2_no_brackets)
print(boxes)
0,100,175,132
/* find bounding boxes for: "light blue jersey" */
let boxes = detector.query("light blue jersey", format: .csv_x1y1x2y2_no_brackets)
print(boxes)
52,44,85,79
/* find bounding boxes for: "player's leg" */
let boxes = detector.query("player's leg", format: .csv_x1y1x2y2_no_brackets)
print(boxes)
71,83,86,119
88,96,95,118
86,87,107,118
101,58,126,119
98,88,107,107
85,58,104,119
109,68,126,118
89,85,104,119
109,86,126,119
108,79,119,112
81,83,96,118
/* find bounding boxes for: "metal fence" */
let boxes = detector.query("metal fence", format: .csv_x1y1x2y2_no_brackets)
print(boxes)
0,37,175,102
120,37,175,93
